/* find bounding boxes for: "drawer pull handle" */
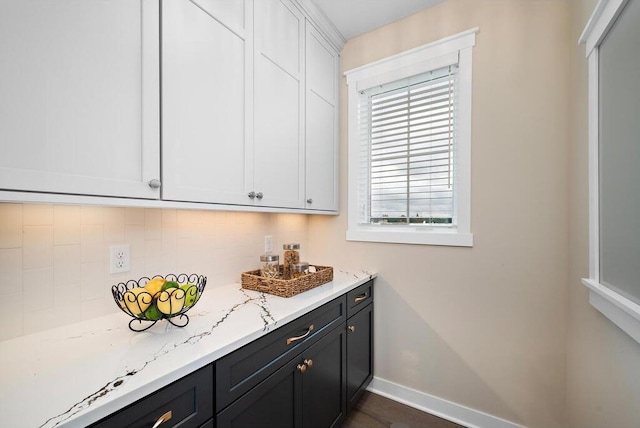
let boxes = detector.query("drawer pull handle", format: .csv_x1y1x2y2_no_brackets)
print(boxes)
297,363,307,374
304,358,313,368
151,410,172,428
287,324,314,345
354,293,368,303
348,325,356,333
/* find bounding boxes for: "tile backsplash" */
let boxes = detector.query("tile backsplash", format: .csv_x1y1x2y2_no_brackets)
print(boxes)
0,203,309,341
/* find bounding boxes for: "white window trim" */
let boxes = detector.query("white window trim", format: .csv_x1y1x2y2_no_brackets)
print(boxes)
580,0,640,343
344,28,477,247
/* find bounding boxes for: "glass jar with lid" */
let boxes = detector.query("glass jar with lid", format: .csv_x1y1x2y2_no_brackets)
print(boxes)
290,261,309,279
282,243,300,279
260,253,280,278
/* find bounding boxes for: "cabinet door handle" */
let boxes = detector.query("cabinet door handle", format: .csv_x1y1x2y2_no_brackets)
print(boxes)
151,410,172,428
348,325,356,333
303,358,313,368
307,198,313,204
148,179,162,189
287,324,314,345
256,192,264,200
248,191,256,199
297,363,307,374
354,292,368,303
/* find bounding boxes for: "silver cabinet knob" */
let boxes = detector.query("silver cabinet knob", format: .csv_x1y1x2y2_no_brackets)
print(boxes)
148,179,161,189
248,191,256,199
307,198,313,204
256,192,263,200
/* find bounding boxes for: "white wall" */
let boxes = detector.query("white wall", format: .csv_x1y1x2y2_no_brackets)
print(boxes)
309,1,572,426
0,203,309,341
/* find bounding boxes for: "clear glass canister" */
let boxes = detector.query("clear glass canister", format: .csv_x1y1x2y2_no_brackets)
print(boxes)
260,253,280,278
290,261,309,279
282,243,300,278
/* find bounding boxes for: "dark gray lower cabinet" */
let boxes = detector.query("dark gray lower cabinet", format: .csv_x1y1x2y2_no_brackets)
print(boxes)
217,325,346,428
346,302,373,410
89,364,214,428
91,280,373,428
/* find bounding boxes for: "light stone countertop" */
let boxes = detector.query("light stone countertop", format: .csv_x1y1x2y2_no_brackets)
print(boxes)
0,268,375,428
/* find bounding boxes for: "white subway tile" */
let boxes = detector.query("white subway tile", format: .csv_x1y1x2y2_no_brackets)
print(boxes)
0,248,22,295
54,205,81,246
0,292,24,341
23,225,54,269
80,224,104,263
53,245,80,286
125,207,145,225
144,209,162,241
103,207,125,243
23,267,54,312
23,204,53,226
0,204,23,248
81,206,104,225
81,261,104,302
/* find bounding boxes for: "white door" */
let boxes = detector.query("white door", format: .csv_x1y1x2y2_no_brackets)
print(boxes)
252,0,305,209
161,0,252,205
0,0,160,199
305,24,338,211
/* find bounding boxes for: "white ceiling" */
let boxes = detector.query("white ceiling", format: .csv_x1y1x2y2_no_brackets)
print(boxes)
313,0,445,40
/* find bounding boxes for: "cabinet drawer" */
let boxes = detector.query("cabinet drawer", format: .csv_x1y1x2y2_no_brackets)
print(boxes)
346,280,373,318
90,364,213,428
216,295,346,412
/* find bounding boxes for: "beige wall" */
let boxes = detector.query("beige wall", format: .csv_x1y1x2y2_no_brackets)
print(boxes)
566,1,640,427
309,1,573,426
0,203,309,341
3,1,640,427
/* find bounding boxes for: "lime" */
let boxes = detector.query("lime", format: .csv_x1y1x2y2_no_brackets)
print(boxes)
180,284,201,307
162,280,179,291
143,303,163,321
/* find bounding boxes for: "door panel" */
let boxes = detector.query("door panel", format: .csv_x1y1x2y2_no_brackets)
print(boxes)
0,0,160,199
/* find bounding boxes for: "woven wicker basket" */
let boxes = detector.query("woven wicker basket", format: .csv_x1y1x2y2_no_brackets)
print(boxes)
241,265,333,298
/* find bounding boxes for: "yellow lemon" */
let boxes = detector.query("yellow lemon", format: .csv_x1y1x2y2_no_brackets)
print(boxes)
123,287,153,315
156,288,186,315
144,277,166,297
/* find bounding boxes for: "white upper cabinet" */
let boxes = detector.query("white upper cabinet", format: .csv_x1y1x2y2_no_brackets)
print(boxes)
0,0,342,212
305,23,339,211
0,0,160,199
252,0,306,209
161,0,251,205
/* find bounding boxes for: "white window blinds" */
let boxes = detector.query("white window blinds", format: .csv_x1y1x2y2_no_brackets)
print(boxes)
358,65,458,226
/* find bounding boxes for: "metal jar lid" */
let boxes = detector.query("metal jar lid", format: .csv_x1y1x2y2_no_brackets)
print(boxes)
260,253,279,262
283,243,300,250
291,262,309,272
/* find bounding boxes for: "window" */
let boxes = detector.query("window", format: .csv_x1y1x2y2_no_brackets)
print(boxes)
580,0,640,343
345,29,477,246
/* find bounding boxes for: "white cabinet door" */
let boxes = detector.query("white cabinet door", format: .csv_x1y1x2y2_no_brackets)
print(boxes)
0,0,160,199
161,0,252,205
253,0,305,209
305,24,338,211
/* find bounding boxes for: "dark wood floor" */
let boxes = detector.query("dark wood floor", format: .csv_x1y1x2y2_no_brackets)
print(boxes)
342,391,465,428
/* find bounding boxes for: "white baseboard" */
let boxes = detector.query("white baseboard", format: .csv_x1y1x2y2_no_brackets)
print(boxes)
366,377,525,428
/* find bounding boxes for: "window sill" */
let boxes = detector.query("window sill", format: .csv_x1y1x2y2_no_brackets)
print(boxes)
346,228,473,247
582,278,640,344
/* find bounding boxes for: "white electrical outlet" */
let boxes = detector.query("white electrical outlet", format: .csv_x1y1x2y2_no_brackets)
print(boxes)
264,235,273,253
109,245,131,274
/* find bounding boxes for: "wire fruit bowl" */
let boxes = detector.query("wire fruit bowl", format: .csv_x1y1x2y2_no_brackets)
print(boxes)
112,273,207,332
